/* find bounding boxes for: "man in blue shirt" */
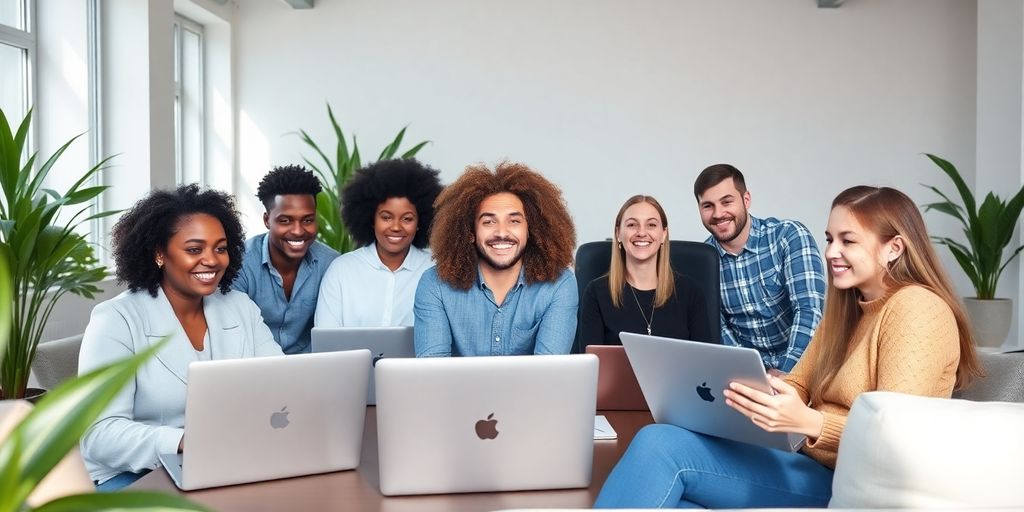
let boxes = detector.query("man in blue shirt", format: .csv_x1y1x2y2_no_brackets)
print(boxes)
414,162,578,357
694,164,825,372
233,165,339,353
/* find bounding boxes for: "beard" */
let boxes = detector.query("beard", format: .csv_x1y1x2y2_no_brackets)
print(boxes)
706,209,749,244
476,236,526,271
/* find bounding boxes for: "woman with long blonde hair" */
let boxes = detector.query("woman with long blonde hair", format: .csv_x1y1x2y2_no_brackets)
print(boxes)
578,195,712,346
595,186,981,508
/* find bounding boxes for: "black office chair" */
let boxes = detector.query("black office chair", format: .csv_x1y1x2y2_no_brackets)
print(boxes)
573,240,721,351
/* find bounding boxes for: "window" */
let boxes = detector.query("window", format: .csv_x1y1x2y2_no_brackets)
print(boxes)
174,14,204,185
0,0,33,129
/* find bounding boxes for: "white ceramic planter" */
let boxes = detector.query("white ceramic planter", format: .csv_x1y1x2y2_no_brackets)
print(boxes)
962,297,1013,348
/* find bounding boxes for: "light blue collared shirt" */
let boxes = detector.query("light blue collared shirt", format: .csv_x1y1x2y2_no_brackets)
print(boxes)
413,266,578,357
233,233,340,354
315,243,434,327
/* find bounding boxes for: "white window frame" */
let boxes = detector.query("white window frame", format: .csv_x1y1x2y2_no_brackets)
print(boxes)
0,0,36,144
173,14,205,185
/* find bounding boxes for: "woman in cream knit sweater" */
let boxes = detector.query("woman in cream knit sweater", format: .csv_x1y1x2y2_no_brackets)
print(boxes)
594,186,982,509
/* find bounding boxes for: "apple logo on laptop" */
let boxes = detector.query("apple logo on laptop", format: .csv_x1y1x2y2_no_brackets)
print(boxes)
270,406,290,429
475,413,499,440
696,382,715,402
372,352,385,367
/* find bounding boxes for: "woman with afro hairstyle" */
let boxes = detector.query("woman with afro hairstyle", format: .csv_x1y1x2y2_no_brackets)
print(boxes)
79,184,282,491
314,158,443,327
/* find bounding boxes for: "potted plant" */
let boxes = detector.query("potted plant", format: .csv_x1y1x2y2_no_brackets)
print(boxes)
295,103,429,253
0,107,118,400
922,153,1024,347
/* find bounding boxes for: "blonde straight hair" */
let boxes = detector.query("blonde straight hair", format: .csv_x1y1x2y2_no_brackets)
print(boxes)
808,186,981,399
608,195,675,308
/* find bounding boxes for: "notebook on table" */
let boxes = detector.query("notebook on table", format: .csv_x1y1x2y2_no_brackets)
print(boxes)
374,354,598,496
619,332,806,452
585,344,649,411
158,349,370,490
311,326,414,405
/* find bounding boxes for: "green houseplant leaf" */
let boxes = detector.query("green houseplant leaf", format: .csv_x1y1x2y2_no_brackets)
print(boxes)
0,107,116,399
922,153,1024,299
294,102,430,254
0,336,209,512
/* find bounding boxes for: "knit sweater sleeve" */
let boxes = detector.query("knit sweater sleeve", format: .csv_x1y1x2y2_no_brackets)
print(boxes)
875,286,960,396
782,327,822,404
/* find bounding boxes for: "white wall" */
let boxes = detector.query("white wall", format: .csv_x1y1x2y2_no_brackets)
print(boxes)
42,0,1024,348
232,0,977,253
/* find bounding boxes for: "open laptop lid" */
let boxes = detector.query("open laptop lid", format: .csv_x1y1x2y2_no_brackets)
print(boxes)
375,354,598,496
585,345,649,411
311,327,413,405
165,349,370,490
620,332,805,452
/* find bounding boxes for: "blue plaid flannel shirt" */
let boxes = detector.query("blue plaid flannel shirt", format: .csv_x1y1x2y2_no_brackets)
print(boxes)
705,215,826,372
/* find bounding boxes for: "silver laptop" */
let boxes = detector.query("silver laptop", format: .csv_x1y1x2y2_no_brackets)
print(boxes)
158,349,371,490
311,326,414,405
375,354,598,496
620,332,806,452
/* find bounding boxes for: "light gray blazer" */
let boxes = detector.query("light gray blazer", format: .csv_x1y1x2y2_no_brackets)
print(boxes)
78,288,283,484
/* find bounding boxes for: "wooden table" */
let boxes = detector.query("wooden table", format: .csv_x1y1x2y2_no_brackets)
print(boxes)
132,408,653,511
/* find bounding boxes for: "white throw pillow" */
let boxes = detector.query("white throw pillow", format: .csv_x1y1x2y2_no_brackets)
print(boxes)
829,391,1024,508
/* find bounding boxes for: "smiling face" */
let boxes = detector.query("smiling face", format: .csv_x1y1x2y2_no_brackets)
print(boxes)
263,194,318,264
698,177,751,250
474,192,529,273
374,196,418,262
157,213,229,301
825,205,903,301
616,201,667,265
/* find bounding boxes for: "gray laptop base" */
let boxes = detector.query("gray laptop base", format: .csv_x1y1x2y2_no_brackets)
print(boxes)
620,332,805,452
160,350,371,490
311,326,414,406
375,354,598,496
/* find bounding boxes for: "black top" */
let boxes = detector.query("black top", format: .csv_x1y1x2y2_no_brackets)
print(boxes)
577,272,713,347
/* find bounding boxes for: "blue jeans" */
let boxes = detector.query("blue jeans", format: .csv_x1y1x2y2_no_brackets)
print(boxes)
95,469,150,492
594,424,833,508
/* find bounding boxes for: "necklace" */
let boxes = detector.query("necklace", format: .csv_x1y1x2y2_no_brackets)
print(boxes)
628,284,655,335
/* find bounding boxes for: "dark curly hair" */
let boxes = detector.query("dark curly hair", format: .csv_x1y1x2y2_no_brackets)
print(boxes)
431,161,576,290
111,184,246,297
340,158,444,249
255,164,322,210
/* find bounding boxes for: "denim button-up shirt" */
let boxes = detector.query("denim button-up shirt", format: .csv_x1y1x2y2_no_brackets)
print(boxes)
232,233,339,354
413,266,578,357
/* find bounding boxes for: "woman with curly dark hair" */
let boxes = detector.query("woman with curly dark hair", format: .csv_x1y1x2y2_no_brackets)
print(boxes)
315,158,444,327
414,161,578,357
79,184,282,491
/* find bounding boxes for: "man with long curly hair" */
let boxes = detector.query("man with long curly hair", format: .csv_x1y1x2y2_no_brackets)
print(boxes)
414,162,578,357
233,164,339,354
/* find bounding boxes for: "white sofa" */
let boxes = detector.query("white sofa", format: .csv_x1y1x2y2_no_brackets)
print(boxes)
829,351,1024,509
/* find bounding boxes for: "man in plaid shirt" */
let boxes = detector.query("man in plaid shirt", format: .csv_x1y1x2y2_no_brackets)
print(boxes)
693,164,825,372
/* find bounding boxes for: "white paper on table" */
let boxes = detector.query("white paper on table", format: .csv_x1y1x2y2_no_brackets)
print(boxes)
594,415,618,440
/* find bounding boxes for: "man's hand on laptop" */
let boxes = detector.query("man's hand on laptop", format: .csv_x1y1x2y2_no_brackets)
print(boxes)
723,377,824,441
